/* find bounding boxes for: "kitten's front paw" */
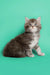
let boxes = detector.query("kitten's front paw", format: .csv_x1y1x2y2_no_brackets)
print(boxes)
38,53,45,56
28,54,34,57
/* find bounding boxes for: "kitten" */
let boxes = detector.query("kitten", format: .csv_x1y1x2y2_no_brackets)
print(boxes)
3,17,45,57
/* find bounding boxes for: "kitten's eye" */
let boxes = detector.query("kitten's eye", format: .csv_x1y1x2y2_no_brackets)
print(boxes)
29,24,31,25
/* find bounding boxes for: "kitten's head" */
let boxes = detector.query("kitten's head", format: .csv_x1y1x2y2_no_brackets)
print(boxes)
25,17,41,33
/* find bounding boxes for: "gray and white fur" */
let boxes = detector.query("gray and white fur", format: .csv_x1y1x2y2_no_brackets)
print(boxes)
3,17,45,57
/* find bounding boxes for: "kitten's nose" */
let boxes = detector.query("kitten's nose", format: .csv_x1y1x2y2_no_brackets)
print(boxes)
32,26,34,28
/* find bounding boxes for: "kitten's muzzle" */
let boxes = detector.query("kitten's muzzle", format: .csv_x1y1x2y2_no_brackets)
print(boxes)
32,26,34,28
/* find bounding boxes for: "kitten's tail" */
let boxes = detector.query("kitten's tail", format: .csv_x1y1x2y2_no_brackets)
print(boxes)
3,48,26,58
3,52,26,58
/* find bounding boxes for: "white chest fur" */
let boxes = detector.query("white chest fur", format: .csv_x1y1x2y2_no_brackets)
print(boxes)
29,37,39,49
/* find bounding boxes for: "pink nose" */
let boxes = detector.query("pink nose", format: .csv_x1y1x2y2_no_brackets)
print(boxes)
32,26,34,28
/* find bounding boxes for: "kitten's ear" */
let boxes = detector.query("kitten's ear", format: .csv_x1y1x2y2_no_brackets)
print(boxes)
37,17,41,23
25,17,29,23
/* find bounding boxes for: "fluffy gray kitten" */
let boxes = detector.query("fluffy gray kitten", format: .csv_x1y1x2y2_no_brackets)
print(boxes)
3,17,45,57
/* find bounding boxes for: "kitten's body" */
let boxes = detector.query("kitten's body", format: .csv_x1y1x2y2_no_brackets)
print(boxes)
3,17,45,57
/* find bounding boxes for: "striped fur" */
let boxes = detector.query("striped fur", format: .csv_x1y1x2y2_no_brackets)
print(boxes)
3,17,45,57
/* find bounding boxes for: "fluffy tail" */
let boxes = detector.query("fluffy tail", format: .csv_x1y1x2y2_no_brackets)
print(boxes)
3,48,26,58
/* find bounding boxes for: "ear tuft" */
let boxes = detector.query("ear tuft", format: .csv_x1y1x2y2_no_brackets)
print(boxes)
37,17,41,23
37,17,41,21
25,17,29,23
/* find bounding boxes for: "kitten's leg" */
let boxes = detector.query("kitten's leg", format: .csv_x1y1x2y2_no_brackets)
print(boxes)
33,44,45,56
26,49,34,57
